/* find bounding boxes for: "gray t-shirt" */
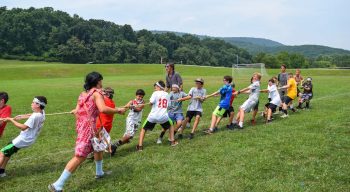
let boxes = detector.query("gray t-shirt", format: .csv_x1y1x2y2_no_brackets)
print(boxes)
278,72,288,87
166,71,183,88
248,81,260,101
168,91,188,114
187,87,206,112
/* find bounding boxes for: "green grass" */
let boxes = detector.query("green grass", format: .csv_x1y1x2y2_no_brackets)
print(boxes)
0,59,349,191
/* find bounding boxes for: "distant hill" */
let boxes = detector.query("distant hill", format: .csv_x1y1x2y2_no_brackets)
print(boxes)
151,30,350,57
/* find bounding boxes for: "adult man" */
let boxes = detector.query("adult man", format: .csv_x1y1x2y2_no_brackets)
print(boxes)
165,62,183,92
277,64,288,112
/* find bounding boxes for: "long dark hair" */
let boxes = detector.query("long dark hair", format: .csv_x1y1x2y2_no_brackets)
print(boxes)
84,72,103,91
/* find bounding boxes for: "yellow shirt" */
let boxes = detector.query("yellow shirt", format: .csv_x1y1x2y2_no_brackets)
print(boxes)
287,78,297,99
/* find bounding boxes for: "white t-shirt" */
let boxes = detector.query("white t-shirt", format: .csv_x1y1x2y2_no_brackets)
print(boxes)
268,84,281,106
12,111,45,148
147,91,170,124
248,81,260,101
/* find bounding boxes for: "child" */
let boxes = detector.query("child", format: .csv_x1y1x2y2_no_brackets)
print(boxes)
205,75,233,134
234,73,261,129
158,84,187,142
279,73,297,118
0,92,12,137
177,78,206,139
0,96,47,177
136,81,177,151
298,77,313,109
260,78,281,123
96,87,116,134
223,83,236,129
110,89,145,155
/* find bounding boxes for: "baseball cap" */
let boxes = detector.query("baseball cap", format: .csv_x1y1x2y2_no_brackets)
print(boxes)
194,78,204,84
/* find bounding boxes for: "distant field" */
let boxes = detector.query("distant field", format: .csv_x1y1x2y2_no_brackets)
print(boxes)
0,59,349,191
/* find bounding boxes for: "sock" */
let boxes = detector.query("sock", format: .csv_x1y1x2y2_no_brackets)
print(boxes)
232,119,237,124
0,168,5,174
159,131,166,139
209,128,214,132
95,160,104,176
53,169,71,190
239,121,243,128
290,104,294,109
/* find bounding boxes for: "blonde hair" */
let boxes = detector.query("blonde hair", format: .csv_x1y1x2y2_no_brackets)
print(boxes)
253,72,262,80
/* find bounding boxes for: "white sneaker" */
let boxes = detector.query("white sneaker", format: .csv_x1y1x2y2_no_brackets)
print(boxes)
280,114,289,118
0,173,6,178
156,138,162,144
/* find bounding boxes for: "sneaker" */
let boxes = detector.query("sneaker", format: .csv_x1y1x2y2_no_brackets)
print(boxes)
251,119,256,126
280,114,289,118
87,152,94,159
204,128,214,134
189,133,194,139
177,134,183,140
156,138,162,144
171,140,178,147
48,184,62,192
213,127,219,132
110,144,117,156
0,172,6,178
291,108,296,112
261,112,265,117
95,170,112,179
266,119,272,124
136,145,143,151
228,123,235,130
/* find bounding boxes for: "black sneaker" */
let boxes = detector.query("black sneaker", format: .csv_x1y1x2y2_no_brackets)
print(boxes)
189,133,194,139
291,108,296,112
266,119,272,124
213,127,219,132
227,123,234,130
177,134,183,140
111,144,117,156
136,145,143,151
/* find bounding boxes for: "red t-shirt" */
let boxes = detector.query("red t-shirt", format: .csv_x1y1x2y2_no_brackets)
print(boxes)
0,105,12,137
229,89,236,107
96,97,115,133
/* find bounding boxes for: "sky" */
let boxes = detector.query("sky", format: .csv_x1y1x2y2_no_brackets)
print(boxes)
2,0,350,50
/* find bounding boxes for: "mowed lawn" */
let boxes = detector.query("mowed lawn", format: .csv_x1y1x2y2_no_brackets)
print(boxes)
0,59,349,192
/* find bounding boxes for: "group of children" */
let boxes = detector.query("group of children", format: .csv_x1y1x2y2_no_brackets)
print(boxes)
0,68,314,179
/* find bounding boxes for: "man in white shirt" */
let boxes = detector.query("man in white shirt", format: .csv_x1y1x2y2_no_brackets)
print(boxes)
0,96,47,178
136,81,178,151
261,78,281,123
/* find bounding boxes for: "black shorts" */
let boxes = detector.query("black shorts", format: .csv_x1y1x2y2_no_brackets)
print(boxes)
223,106,234,118
186,111,202,122
253,100,259,110
267,103,277,112
283,96,293,104
142,120,171,131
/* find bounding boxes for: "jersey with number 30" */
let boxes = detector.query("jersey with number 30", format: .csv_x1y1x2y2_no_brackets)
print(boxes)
147,91,170,123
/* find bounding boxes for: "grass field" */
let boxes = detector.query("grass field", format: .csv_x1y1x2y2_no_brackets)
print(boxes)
0,59,349,192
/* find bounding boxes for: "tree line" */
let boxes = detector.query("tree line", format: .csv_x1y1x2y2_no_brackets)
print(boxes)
0,7,349,68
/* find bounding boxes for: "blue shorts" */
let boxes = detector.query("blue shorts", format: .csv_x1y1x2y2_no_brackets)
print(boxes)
168,112,184,123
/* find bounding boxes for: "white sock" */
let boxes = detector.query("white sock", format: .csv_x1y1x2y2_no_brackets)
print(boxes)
239,121,243,128
290,104,294,109
95,160,104,176
232,119,237,124
53,169,71,190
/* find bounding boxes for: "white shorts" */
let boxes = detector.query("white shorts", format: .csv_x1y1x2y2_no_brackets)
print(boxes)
240,99,258,113
124,118,141,137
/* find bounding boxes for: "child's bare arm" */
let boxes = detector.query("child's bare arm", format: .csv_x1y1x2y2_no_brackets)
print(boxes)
205,91,220,99
178,95,192,102
4,118,29,131
14,113,32,121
